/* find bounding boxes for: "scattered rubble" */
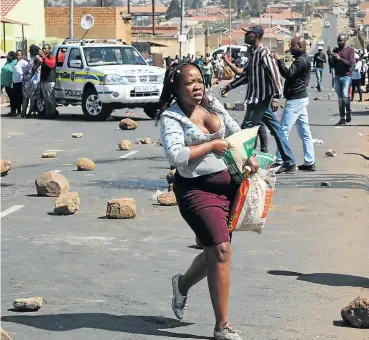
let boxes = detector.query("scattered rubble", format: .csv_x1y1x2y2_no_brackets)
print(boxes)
1,328,12,340
136,138,152,145
325,149,337,157
156,140,163,147
13,296,43,312
312,139,324,144
157,191,177,206
42,152,57,158
54,192,80,215
118,140,132,150
224,103,234,110
76,158,95,171
166,169,176,185
119,118,138,130
35,171,70,197
234,101,245,111
72,133,83,138
341,296,369,328
1,160,12,177
106,198,136,219
321,181,331,187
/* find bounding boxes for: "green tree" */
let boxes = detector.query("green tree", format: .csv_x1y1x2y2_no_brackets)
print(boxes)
166,0,182,20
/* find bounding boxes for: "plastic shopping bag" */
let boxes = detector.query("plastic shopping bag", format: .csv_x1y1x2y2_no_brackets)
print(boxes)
222,126,259,184
228,168,276,233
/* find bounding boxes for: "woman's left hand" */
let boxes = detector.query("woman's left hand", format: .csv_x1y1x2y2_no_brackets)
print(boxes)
246,156,259,174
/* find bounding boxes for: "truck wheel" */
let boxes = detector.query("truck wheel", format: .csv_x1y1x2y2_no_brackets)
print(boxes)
82,87,113,121
144,103,160,119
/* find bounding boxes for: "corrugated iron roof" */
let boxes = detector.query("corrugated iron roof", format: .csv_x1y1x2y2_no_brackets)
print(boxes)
0,0,21,17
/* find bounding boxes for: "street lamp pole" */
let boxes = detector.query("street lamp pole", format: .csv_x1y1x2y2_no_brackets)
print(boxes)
179,0,185,59
69,0,74,39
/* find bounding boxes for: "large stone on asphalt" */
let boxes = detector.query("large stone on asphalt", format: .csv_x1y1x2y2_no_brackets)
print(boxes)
106,198,136,219
13,296,43,312
54,192,80,215
119,140,132,150
35,171,70,197
136,138,152,145
1,328,12,340
341,296,369,328
157,191,177,206
72,133,83,138
42,152,57,158
76,158,95,171
224,103,233,110
119,118,138,130
166,169,176,185
1,160,12,177
234,101,245,111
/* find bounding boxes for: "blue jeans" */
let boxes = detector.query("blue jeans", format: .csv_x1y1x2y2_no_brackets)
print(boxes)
276,98,315,165
334,75,351,119
263,106,296,167
315,68,323,90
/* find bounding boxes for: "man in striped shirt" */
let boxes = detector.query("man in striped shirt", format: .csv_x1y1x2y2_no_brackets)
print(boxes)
221,25,282,129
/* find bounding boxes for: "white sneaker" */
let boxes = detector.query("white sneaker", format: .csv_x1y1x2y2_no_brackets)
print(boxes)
171,274,187,320
214,324,242,340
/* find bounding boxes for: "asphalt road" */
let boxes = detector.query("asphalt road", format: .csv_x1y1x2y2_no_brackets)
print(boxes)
1,15,369,340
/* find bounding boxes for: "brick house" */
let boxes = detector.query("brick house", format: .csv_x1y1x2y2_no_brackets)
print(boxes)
44,7,132,46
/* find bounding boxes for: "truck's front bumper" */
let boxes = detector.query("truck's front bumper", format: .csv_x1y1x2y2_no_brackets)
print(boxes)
95,84,163,105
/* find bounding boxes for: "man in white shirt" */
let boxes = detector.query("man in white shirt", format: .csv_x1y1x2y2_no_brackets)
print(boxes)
12,50,28,116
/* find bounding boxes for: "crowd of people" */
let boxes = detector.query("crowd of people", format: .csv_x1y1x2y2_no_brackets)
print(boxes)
0,44,58,119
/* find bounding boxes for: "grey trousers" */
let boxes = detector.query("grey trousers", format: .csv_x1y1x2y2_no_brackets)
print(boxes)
41,81,56,116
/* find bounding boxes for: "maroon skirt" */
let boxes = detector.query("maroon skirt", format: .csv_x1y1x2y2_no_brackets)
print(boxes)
173,169,238,247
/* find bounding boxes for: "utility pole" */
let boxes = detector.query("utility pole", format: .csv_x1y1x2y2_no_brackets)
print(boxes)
229,0,232,58
152,0,155,35
179,0,185,59
269,6,272,50
69,0,73,39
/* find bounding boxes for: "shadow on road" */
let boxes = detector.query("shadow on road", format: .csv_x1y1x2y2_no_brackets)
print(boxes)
268,270,369,288
0,113,152,122
276,173,369,191
344,152,369,161
1,314,210,339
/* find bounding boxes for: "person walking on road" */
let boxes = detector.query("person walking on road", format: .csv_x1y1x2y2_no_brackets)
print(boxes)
12,50,28,116
274,37,316,172
313,46,326,92
158,61,259,340
0,51,17,116
39,44,57,118
225,25,282,129
327,46,335,92
351,53,363,102
330,35,355,126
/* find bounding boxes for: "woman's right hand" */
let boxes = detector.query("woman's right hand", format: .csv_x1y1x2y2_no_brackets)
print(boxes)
210,139,229,155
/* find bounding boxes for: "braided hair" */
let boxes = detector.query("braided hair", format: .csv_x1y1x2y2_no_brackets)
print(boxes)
156,61,224,121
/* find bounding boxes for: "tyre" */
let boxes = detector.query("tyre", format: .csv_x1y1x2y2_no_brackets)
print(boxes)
82,87,113,121
144,103,160,119
36,96,45,116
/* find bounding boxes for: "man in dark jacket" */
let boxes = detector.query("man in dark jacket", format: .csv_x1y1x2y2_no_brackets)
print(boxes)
313,46,326,91
274,37,316,172
39,44,57,118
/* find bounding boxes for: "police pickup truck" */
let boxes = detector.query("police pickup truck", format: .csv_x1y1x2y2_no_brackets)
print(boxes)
39,39,165,120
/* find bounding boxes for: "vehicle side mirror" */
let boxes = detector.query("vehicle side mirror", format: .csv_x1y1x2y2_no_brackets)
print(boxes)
70,60,82,68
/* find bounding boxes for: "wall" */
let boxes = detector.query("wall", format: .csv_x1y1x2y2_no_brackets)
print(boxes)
44,7,131,44
1,0,46,52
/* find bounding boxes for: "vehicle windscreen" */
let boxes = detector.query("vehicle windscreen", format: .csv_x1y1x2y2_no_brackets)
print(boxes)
83,46,146,66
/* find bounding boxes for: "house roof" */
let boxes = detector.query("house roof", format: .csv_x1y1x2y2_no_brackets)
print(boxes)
0,0,21,17
0,16,30,25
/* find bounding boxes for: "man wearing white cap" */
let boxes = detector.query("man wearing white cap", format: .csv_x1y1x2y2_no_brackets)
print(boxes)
313,46,327,92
